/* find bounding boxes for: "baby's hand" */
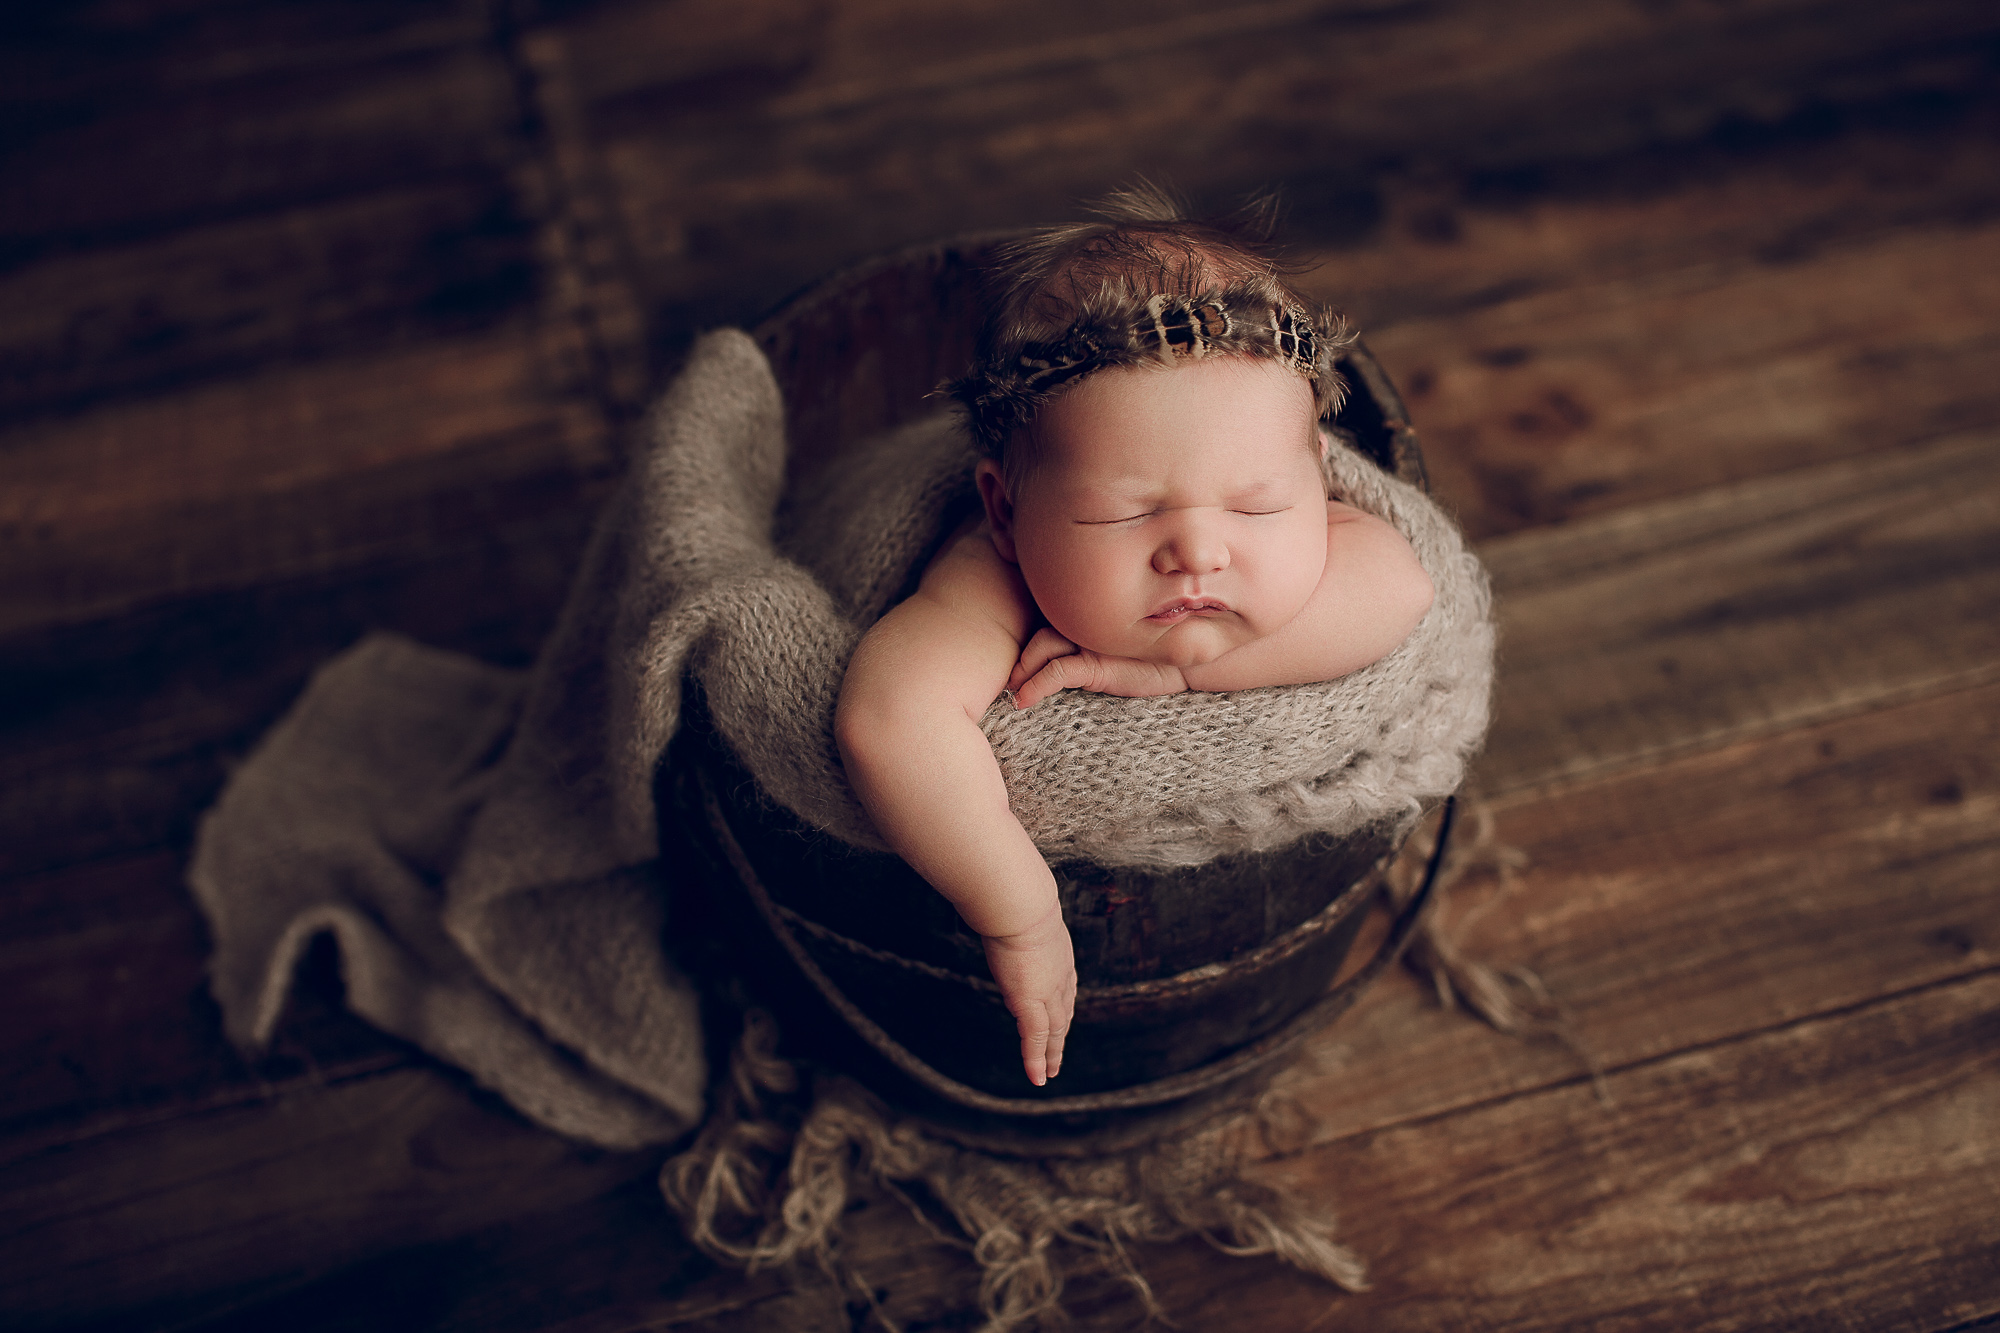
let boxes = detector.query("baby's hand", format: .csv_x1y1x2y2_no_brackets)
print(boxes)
980,904,1077,1086
1007,628,1188,710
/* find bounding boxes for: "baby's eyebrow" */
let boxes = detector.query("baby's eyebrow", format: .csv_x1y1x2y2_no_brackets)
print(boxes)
1227,478,1292,504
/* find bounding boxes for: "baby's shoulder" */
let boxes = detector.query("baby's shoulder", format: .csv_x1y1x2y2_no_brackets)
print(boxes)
911,513,1036,642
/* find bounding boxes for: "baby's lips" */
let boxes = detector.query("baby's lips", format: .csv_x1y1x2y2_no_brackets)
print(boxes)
1147,596,1229,621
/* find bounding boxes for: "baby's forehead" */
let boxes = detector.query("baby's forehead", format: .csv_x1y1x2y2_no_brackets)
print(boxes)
1025,451,1312,496
1019,428,1324,513
1036,359,1316,442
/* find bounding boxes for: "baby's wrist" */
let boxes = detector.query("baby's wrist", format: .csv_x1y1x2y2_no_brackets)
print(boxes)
976,897,1064,946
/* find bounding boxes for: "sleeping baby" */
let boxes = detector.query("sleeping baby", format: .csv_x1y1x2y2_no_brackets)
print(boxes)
834,193,1435,1087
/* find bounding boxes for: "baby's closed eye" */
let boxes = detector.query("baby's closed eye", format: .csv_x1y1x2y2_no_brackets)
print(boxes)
1075,504,1294,525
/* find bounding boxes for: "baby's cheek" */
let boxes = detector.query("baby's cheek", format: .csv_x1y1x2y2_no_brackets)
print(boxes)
1255,529,1331,631
1018,571,1092,648
1022,551,1114,636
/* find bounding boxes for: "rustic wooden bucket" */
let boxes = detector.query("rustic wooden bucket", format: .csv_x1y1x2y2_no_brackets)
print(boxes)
663,235,1452,1141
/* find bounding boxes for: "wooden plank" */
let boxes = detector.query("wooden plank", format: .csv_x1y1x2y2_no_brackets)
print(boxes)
511,26,657,423
0,850,406,1147
1362,203,2000,539
0,182,540,421
1105,971,2000,1332
0,497,595,882
0,324,614,637
601,680,2000,1329
151,1143,975,1333
1304,92,2000,333
0,11,514,255
547,0,2000,327
1276,677,2000,1145
1477,430,2000,796
148,1176,726,1333
0,1064,658,1330
188,1178,970,1333
0,0,488,109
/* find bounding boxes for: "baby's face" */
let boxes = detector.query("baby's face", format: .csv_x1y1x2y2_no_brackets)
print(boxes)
983,356,1328,669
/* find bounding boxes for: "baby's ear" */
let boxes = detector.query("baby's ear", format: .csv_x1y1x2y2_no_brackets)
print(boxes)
975,460,1021,563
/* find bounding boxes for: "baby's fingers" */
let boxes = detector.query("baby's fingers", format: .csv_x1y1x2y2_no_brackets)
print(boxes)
1016,1003,1053,1087
1044,1006,1070,1082
1007,628,1077,695
1016,652,1188,709
1026,972,1076,1084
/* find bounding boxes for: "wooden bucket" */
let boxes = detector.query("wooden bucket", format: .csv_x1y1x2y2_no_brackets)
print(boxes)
664,236,1451,1142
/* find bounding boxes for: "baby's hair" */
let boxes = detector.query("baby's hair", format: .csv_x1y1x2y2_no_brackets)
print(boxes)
989,181,1291,345
952,183,1354,488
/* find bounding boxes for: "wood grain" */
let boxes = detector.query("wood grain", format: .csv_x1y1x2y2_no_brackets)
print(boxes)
1277,677,2000,1146
0,326,614,636
1366,205,2000,539
547,0,2000,328
0,182,539,421
0,498,596,883
0,10,513,256
170,1175,727,1333
0,1064,658,1330
4,162,1990,882
1303,99,2000,337
0,850,406,1147
0,0,489,109
559,15,2000,543
1479,430,2000,796
1116,971,2000,1332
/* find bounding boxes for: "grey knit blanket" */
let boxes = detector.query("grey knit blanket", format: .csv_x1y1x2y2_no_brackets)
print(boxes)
188,329,1493,1150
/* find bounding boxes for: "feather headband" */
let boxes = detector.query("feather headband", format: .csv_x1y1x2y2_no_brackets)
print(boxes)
948,284,1353,457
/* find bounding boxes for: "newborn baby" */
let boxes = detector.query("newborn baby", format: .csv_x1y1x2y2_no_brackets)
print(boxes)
835,197,1434,1087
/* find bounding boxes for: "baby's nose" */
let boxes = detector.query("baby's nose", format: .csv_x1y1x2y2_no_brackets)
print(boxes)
1152,516,1230,576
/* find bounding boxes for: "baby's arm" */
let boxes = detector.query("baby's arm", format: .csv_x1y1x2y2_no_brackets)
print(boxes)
834,520,1076,1086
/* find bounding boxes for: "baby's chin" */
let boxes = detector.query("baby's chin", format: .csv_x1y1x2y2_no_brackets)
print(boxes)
1129,620,1253,669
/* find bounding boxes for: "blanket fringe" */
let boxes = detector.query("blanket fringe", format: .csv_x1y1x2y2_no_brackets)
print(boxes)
1397,796,1610,1101
661,1010,1366,1332
1395,793,1553,1035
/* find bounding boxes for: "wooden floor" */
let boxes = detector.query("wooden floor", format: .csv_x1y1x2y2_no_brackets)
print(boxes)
4,2,1998,1329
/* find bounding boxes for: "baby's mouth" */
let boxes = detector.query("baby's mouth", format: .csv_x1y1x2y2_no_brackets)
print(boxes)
1147,597,1229,624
